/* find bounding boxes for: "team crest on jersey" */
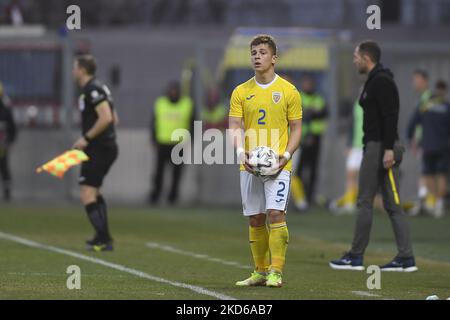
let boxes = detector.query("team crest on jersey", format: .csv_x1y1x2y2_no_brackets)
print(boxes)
272,92,282,104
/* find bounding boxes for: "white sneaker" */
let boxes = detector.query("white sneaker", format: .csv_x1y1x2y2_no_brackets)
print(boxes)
295,200,308,211
407,202,421,217
432,199,445,219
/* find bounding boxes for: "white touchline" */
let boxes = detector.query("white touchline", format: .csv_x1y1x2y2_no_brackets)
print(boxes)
146,242,252,270
0,231,236,300
351,291,382,298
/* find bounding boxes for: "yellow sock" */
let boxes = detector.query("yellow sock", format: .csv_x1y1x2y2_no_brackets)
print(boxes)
249,225,269,273
338,187,358,206
348,187,358,204
291,176,305,202
269,222,289,273
425,193,436,209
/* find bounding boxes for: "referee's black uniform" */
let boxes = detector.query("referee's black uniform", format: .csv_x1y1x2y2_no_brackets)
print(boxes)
79,78,118,188
351,63,414,260
79,78,118,246
0,95,16,201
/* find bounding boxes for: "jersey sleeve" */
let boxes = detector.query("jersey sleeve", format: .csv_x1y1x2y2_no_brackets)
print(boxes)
86,85,108,109
229,88,243,118
287,86,302,120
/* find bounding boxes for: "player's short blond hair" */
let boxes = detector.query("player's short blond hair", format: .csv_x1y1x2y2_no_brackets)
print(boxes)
250,34,277,55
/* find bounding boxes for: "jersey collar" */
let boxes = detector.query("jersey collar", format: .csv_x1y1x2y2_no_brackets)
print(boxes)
254,74,278,89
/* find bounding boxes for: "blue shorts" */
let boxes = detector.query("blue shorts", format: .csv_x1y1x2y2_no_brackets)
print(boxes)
422,149,449,175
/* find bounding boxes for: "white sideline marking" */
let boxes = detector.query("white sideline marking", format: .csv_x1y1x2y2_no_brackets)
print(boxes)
146,242,251,270
351,290,382,298
0,231,236,300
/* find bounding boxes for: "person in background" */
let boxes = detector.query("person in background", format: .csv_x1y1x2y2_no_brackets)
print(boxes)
72,54,119,251
330,40,416,272
149,81,194,205
293,74,327,210
0,82,17,202
329,99,363,214
406,69,433,215
407,80,450,218
201,86,227,131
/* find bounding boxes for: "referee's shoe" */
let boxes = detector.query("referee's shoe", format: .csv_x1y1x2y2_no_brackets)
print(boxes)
86,237,113,252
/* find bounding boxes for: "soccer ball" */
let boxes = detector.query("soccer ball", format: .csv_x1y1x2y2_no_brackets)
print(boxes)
248,146,279,177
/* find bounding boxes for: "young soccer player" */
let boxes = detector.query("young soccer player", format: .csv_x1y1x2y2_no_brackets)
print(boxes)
228,35,302,287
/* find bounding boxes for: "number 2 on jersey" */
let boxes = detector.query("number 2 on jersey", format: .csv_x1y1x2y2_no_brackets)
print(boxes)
258,109,266,125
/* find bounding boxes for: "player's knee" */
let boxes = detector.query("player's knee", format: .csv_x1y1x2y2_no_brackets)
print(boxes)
249,214,266,227
267,210,285,224
80,186,97,205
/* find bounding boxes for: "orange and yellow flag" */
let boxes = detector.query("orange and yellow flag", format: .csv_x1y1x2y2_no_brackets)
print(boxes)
36,150,89,178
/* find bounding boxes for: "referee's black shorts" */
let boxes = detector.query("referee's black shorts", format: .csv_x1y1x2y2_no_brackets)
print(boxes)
79,142,118,188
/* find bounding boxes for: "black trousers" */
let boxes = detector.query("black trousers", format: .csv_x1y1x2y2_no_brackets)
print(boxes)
150,144,183,203
296,135,321,203
0,150,11,193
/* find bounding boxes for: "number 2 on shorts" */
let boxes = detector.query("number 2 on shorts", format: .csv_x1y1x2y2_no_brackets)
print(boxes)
276,181,286,202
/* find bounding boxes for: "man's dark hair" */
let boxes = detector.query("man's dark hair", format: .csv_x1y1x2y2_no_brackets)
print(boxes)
413,69,429,80
76,54,97,75
250,34,277,55
358,40,381,63
167,80,180,92
435,79,448,91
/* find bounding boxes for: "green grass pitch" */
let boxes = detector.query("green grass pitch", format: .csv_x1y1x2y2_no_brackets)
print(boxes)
0,205,449,300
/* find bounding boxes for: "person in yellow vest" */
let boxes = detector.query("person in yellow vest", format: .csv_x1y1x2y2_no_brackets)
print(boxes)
293,74,328,210
201,87,227,131
149,81,194,204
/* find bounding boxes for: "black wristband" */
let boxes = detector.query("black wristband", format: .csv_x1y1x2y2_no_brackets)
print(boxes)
83,134,92,143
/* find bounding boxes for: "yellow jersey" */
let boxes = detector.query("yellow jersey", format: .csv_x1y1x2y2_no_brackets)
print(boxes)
229,74,302,171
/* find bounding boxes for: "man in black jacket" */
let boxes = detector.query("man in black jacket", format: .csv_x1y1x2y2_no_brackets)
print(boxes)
330,41,417,272
0,82,17,201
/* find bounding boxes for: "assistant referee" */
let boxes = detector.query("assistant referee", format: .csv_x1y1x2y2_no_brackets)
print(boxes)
72,54,119,252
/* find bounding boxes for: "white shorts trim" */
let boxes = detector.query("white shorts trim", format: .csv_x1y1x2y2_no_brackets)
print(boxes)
239,170,291,216
346,148,363,171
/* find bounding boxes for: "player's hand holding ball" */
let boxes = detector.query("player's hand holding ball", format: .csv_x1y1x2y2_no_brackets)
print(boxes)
248,146,288,179
237,147,256,175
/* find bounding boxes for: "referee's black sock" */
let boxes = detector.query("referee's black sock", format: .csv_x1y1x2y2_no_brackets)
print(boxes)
85,202,108,242
97,195,112,241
